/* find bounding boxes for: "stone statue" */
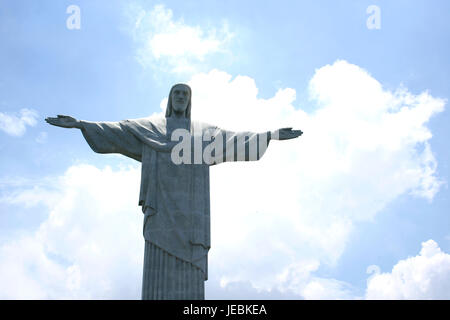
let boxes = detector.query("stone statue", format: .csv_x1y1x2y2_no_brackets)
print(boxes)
45,83,303,300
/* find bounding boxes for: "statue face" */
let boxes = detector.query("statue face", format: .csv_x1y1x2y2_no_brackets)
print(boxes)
171,84,190,114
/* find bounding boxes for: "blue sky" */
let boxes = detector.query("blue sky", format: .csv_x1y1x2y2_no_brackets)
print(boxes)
1,0,449,299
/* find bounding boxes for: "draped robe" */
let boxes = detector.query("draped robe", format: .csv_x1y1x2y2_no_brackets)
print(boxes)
79,116,270,299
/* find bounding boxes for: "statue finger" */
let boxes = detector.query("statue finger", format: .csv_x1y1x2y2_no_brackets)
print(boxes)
287,132,301,139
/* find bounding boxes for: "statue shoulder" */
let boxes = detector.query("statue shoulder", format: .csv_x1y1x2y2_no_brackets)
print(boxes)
123,116,166,129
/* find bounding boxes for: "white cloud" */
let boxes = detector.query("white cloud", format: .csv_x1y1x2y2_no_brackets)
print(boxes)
0,164,143,299
274,260,358,299
181,62,444,297
0,61,445,299
366,240,450,299
0,108,39,137
127,4,233,74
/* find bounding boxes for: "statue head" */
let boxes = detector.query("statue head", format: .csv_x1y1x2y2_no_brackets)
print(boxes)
165,83,192,119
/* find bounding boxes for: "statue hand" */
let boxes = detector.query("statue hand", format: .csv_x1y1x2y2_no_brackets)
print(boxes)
45,115,81,129
272,127,303,140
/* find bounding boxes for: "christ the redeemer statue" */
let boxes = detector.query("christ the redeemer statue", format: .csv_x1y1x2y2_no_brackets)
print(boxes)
45,83,302,300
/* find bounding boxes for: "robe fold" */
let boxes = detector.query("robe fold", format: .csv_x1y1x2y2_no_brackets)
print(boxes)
79,116,270,298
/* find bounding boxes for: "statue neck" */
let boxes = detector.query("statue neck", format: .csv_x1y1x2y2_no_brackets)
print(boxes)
166,117,190,135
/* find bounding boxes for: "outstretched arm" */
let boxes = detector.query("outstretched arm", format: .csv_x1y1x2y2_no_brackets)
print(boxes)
46,115,177,156
206,126,303,165
46,115,144,161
